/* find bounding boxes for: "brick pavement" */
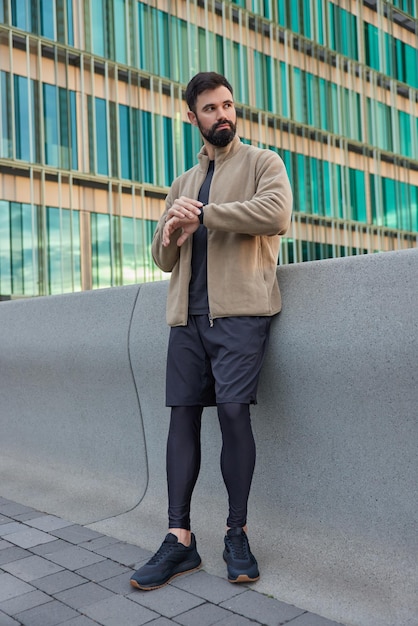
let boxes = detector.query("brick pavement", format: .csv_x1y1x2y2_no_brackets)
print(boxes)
0,497,345,626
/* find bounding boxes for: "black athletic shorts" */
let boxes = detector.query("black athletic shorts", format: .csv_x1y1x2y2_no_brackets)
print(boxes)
166,314,272,407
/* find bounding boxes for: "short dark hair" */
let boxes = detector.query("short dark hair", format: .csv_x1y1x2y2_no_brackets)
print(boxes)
185,72,233,112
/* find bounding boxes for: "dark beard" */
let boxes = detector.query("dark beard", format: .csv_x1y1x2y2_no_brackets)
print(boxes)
199,120,236,147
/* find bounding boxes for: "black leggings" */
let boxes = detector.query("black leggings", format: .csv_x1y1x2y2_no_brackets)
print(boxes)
166,403,256,530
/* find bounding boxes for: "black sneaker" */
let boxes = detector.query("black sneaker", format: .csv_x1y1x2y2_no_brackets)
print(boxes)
130,533,201,590
223,527,260,583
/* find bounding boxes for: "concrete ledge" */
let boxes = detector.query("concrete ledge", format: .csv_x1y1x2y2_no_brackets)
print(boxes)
1,248,417,626
0,285,148,522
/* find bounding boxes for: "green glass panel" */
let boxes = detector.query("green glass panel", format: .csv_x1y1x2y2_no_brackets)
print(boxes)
46,207,81,294
0,71,12,158
0,201,11,296
66,0,74,45
119,104,131,179
41,0,55,39
383,178,397,228
95,97,108,175
43,83,59,166
114,0,127,64
91,0,106,57
364,23,379,71
91,213,112,288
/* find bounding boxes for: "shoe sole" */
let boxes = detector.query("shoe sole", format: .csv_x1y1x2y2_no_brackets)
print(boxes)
130,562,202,591
227,573,260,583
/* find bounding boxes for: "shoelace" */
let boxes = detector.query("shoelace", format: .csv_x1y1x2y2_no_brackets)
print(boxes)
147,540,175,565
228,534,250,560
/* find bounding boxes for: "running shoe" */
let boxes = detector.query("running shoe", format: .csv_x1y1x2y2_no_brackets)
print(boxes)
223,527,260,583
130,532,201,590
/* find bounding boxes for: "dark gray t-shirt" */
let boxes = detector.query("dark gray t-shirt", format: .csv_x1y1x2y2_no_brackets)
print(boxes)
188,160,214,314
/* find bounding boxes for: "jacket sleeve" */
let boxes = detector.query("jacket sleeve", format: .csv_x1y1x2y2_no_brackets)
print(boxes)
202,150,292,236
151,187,183,273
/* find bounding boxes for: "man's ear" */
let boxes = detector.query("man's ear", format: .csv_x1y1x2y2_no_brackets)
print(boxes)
187,110,198,127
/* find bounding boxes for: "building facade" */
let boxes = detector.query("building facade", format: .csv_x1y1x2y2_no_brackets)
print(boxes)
0,0,417,298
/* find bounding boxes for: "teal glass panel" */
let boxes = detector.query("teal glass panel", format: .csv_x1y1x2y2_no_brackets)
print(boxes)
69,90,78,169
182,122,201,172
279,62,289,119
46,207,81,293
0,201,12,296
140,110,153,183
292,68,306,124
364,23,379,71
137,3,174,77
43,83,59,166
41,0,55,39
0,71,12,158
11,0,32,30
398,111,412,158
349,169,366,223
91,0,106,57
329,4,358,59
383,178,397,228
67,0,74,45
156,8,170,78
334,164,343,219
119,104,131,179
0,2,4,22
306,73,316,127
137,2,152,72
170,14,188,83
411,186,418,232
323,161,333,218
329,83,339,135
370,174,379,225
318,78,328,131
254,51,268,111
404,44,418,89
9,202,39,296
91,213,112,288
316,0,324,46
114,0,127,64
277,1,286,27
302,0,312,39
290,0,300,33
95,97,108,175
14,75,36,162
121,217,159,284
163,115,174,185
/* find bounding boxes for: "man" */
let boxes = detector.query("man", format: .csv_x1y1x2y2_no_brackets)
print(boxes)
130,72,292,591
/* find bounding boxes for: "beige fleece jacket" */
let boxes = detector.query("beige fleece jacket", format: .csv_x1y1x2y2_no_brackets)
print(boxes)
152,135,293,326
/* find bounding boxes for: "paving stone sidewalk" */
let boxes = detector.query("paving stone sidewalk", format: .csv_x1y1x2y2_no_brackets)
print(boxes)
0,497,345,626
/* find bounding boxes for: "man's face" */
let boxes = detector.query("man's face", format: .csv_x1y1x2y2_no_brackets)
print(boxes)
188,86,237,147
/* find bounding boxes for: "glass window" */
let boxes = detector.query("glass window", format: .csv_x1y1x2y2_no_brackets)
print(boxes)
14,75,37,162
91,0,106,57
66,0,74,45
11,0,32,31
41,0,55,39
349,169,366,223
94,97,108,175
91,213,112,288
43,83,59,166
114,0,127,64
364,23,379,72
0,71,12,158
121,216,159,284
119,104,131,180
9,202,39,296
46,206,81,293
0,200,12,296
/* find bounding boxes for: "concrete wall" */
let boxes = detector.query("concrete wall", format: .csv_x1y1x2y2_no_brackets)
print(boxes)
0,248,417,626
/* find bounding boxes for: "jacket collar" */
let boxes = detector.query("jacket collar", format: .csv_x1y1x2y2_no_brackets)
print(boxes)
197,135,242,170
